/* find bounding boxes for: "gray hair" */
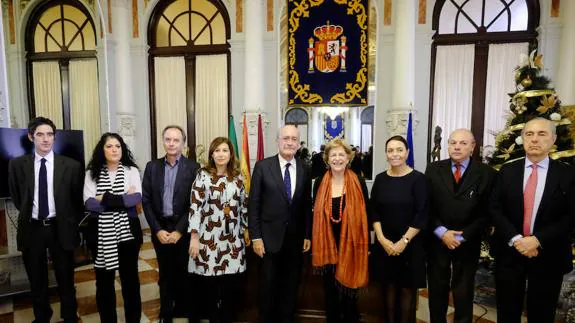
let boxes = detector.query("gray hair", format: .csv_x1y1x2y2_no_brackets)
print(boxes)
276,124,300,139
162,125,187,142
522,117,556,136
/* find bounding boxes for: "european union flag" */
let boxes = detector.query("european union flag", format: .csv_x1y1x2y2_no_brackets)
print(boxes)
407,112,415,168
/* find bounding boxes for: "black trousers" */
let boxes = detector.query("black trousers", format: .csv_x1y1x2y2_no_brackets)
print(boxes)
22,221,78,323
259,242,302,323
94,239,141,323
495,255,563,323
190,274,240,323
152,223,191,319
323,270,359,323
427,239,480,323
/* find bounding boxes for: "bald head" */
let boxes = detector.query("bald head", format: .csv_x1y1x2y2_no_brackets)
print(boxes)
448,129,476,163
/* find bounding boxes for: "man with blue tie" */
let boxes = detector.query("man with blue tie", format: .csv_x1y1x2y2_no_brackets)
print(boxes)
426,129,495,323
491,118,575,323
249,125,313,323
8,117,83,323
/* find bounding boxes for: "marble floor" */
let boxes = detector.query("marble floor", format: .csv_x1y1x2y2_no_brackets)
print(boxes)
0,230,520,322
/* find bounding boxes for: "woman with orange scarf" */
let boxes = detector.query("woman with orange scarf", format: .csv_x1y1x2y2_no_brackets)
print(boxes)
312,139,369,323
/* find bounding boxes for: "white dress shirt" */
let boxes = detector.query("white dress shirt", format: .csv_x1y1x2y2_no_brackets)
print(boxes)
32,151,56,219
278,155,296,197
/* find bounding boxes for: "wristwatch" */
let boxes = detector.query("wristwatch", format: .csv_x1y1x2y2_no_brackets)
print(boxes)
402,236,410,244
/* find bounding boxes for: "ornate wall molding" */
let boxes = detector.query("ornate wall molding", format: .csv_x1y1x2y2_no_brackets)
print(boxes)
386,109,419,137
117,113,136,137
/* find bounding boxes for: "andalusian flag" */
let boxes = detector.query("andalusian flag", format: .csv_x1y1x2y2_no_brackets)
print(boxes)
240,114,251,193
228,115,239,158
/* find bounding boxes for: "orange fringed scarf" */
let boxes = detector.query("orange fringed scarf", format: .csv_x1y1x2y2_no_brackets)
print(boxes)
312,169,369,289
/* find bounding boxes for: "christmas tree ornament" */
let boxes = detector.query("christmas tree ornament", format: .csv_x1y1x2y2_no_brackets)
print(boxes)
521,75,532,88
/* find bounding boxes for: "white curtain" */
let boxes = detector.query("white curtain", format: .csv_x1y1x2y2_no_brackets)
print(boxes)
69,59,101,163
483,43,528,149
195,54,228,154
432,45,475,159
154,56,187,157
33,61,63,128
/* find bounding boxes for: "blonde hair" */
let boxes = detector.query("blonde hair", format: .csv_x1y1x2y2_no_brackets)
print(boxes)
323,139,355,166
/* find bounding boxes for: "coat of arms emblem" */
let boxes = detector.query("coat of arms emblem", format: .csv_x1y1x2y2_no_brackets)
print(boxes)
307,21,348,73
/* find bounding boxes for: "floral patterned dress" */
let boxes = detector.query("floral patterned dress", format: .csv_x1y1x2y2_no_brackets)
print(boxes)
188,169,248,275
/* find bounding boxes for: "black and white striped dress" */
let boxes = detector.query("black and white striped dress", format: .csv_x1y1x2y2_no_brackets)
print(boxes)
95,164,134,270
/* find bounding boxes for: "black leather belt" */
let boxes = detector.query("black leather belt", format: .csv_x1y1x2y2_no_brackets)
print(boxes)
31,218,53,226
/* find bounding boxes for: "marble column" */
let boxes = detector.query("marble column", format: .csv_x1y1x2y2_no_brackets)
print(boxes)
243,0,266,162
386,0,418,137
557,0,575,105
111,0,136,148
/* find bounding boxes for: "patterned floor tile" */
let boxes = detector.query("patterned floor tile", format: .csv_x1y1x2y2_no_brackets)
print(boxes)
139,270,159,285
74,269,96,283
139,249,157,260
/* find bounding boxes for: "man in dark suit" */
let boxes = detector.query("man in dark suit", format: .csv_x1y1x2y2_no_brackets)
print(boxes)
491,117,575,323
311,144,326,178
8,117,83,323
249,124,313,323
142,125,199,322
425,129,495,323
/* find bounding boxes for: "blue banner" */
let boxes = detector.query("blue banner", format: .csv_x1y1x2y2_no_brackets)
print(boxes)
324,114,344,141
288,0,369,106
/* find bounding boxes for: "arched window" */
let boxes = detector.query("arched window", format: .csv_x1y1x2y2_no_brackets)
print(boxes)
285,107,309,146
148,0,231,159
429,0,539,160
25,0,100,161
360,106,373,152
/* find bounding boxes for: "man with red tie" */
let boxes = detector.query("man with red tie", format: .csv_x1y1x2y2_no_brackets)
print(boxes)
426,129,495,323
491,117,575,323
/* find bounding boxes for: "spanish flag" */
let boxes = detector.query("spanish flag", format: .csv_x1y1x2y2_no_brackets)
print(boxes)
240,114,251,193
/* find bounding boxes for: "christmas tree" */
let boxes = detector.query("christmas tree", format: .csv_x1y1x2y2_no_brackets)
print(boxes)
489,50,574,169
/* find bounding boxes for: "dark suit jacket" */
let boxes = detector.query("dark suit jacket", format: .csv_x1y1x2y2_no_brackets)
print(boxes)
142,156,199,234
425,159,496,243
8,154,84,251
491,158,575,274
248,155,313,253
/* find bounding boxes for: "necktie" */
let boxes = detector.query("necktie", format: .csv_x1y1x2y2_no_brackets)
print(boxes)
284,163,292,202
38,158,48,220
523,164,538,236
454,163,462,184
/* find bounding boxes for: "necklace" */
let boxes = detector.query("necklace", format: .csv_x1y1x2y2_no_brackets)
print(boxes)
329,182,346,223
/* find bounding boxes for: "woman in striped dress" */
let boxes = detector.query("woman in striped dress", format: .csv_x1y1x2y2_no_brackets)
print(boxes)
83,133,143,323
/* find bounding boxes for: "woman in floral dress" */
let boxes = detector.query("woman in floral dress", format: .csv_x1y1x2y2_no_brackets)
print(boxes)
188,137,248,323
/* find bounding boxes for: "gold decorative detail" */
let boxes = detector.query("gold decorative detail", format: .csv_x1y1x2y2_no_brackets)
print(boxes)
7,0,15,44
497,143,516,161
236,0,243,33
536,94,557,114
288,0,368,105
108,0,112,33
384,0,391,25
418,0,426,24
267,0,273,31
512,89,555,101
551,0,560,18
132,0,139,38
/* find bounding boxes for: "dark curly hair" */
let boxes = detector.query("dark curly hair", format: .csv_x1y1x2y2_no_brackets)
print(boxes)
86,132,139,182
204,137,240,179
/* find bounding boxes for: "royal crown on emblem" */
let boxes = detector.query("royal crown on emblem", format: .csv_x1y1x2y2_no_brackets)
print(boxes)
313,21,344,41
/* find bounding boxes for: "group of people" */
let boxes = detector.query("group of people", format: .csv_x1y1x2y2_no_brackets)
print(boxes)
308,143,374,180
7,116,574,323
